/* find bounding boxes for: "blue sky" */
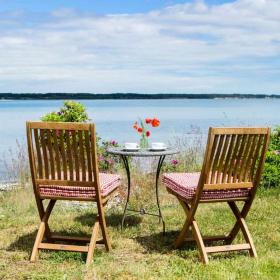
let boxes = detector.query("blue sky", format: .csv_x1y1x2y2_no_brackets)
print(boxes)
0,0,279,94
0,1,234,14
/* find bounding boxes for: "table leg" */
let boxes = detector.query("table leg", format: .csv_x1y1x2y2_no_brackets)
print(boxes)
155,155,166,233
120,155,131,230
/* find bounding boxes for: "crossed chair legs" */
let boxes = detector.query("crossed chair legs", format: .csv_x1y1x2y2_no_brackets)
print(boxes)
31,197,257,265
31,199,111,266
175,198,257,264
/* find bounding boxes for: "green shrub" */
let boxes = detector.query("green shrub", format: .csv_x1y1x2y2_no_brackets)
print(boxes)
41,100,89,123
262,127,280,188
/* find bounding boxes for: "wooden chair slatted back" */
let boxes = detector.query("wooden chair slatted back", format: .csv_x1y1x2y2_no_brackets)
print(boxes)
201,127,270,191
27,122,100,191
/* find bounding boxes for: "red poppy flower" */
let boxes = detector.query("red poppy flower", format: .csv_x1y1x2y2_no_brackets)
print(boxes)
151,118,160,127
146,131,150,137
133,122,138,129
145,118,152,124
138,127,143,133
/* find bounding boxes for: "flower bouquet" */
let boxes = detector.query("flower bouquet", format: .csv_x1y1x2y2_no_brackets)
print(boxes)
133,118,160,148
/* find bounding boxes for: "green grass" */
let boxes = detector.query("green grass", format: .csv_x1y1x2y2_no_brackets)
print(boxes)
0,185,280,280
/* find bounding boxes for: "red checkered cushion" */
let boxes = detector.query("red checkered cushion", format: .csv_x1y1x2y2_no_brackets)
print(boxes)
39,173,121,199
163,172,251,200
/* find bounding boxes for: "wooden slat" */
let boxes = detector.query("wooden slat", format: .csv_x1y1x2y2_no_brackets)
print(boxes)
253,131,270,189
222,134,236,183
50,234,104,244
211,127,269,135
78,130,86,181
216,134,231,184
29,121,90,130
243,135,258,181
233,134,247,182
185,235,227,242
40,129,49,179
65,130,73,180
240,134,258,182
46,129,55,179
199,197,249,203
84,130,92,181
204,182,253,190
90,129,98,177
53,129,61,180
205,243,251,253
211,135,225,184
72,130,80,181
38,242,89,252
59,130,68,180
39,195,97,202
239,134,254,181
209,135,220,184
250,135,264,181
205,134,219,184
50,234,91,243
33,129,43,178
227,134,242,182
36,179,95,187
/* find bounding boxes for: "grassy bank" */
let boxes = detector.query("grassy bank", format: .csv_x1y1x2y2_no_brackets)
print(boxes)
0,183,280,280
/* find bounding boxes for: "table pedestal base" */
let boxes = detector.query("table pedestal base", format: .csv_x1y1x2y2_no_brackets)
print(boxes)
120,155,166,233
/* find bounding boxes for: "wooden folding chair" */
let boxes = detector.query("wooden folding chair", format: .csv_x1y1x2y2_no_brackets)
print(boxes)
163,127,270,264
26,121,121,265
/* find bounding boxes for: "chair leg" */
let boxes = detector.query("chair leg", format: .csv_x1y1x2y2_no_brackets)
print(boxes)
190,219,209,264
177,200,209,263
31,200,55,262
175,217,192,249
35,198,53,239
175,198,257,264
96,201,111,252
175,200,195,248
86,220,100,266
31,198,111,265
228,201,257,257
226,200,252,244
30,221,46,262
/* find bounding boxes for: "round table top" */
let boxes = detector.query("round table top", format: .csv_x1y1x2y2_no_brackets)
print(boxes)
107,147,179,157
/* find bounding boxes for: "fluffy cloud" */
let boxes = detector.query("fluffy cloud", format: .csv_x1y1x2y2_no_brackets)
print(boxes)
0,0,280,93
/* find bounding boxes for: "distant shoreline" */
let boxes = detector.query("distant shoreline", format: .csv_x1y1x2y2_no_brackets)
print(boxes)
0,93,280,100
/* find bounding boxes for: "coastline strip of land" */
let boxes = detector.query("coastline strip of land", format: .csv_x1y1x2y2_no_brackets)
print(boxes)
0,93,280,100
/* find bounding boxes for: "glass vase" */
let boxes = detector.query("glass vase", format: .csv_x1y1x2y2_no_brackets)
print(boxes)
140,134,149,149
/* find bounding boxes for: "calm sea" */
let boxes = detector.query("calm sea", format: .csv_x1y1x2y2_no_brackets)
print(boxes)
1,98,280,179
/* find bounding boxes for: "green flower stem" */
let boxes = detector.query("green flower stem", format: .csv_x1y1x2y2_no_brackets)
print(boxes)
139,119,149,148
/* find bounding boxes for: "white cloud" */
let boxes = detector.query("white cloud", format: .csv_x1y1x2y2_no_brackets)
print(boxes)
0,0,280,93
